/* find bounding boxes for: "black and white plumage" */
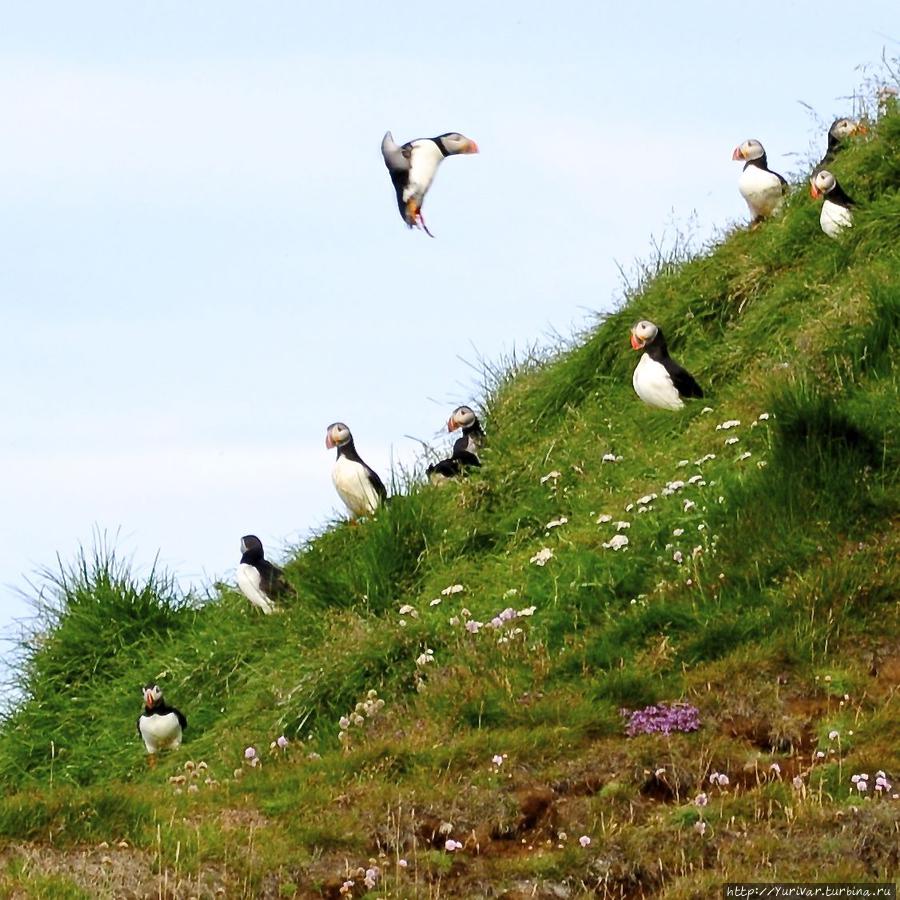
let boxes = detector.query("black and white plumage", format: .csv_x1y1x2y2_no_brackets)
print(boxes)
326,422,387,518
137,683,187,755
237,535,287,615
630,320,703,411
381,131,479,236
810,170,854,239
732,139,788,223
427,405,485,482
813,117,864,174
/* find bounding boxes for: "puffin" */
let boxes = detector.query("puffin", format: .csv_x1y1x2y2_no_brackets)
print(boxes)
810,170,853,239
814,117,865,174
732,139,788,223
381,131,479,236
326,422,387,519
630,320,703,411
237,534,287,615
426,405,485,482
137,683,187,760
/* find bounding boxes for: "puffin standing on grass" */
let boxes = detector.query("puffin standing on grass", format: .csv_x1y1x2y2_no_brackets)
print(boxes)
630,320,703,411
137,683,187,763
237,535,287,615
381,131,479,236
326,422,387,519
732,139,788,223
810,170,854,238
427,405,485,482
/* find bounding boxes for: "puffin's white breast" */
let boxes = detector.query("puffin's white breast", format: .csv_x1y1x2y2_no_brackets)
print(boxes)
403,141,445,203
332,456,380,518
738,166,783,218
820,200,852,238
633,354,683,410
139,712,183,753
237,564,275,614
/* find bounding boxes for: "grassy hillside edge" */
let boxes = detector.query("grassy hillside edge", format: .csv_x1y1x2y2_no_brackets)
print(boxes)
0,101,898,897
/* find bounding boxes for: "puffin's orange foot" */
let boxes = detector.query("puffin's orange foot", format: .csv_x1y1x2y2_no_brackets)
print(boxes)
147,754,157,769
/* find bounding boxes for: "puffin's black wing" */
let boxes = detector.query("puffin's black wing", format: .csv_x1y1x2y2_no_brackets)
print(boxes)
172,707,188,730
136,714,143,735
381,131,413,221
365,465,388,502
259,559,288,599
663,359,704,399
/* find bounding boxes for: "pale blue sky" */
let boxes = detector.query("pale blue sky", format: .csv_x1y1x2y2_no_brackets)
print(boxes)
1,2,896,664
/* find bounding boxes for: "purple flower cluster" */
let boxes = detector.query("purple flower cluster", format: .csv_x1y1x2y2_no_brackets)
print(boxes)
621,702,701,737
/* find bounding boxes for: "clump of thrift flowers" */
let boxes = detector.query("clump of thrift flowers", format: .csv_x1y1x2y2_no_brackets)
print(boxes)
338,689,385,748
621,702,701,736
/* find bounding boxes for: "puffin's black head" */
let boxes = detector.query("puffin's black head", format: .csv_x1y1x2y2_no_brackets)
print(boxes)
143,683,163,709
325,422,352,450
240,534,264,561
630,320,661,351
448,405,479,432
810,169,840,200
732,138,766,163
828,117,864,146
434,133,479,156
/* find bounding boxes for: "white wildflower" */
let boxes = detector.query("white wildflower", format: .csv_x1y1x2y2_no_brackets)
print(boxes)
601,453,619,463
716,419,741,430
758,412,770,421
688,474,704,485
441,584,464,596
625,503,635,511
724,436,739,445
683,499,696,512
399,604,416,616
673,550,683,564
545,516,568,529
518,606,537,617
637,493,657,505
736,451,752,461
595,513,612,524
430,597,442,606
676,459,690,467
602,534,629,551
530,548,554,566
615,521,631,531
673,528,684,536
540,470,562,484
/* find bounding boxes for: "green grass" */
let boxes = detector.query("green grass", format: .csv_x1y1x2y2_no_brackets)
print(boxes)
0,95,898,897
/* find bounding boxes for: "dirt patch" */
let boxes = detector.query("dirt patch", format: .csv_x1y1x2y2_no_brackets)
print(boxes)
0,841,227,899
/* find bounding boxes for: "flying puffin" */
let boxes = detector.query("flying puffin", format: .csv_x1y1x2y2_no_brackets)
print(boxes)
326,422,387,519
630,320,703,411
237,534,287,615
732,139,788,223
381,131,479,236
137,683,187,760
813,117,865,174
426,405,485,482
810,170,854,239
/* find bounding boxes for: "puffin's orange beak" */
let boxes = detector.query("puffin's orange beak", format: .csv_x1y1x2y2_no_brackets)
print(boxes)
145,691,155,707
466,140,479,154
810,184,820,200
448,417,460,432
856,123,868,135
325,433,336,449
732,146,744,161
630,334,643,351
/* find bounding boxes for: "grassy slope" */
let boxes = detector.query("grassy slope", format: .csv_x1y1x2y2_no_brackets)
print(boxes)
1,105,898,898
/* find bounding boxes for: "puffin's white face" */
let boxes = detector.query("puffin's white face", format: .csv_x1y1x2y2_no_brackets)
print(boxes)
325,422,351,449
810,170,837,199
732,139,765,162
144,684,162,708
448,405,477,431
630,320,659,350
440,133,479,155
830,118,861,141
